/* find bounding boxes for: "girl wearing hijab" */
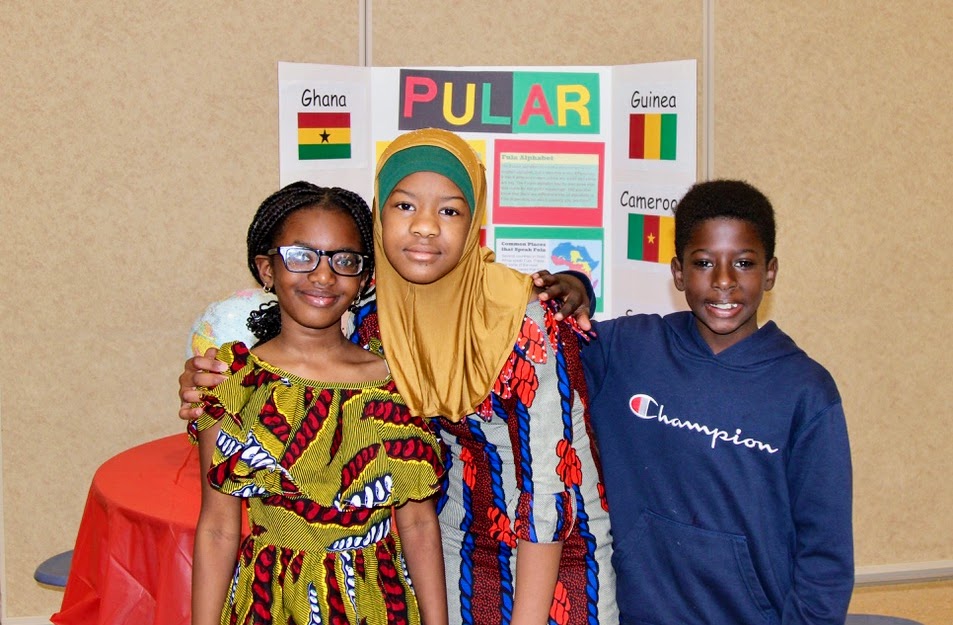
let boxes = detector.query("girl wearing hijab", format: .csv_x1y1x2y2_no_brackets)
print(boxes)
373,128,615,625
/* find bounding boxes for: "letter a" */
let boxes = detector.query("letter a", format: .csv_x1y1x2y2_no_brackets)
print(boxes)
518,84,555,126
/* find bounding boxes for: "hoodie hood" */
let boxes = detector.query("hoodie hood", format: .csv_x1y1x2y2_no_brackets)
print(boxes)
663,310,803,369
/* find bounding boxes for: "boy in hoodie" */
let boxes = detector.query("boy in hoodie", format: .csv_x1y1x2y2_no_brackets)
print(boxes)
582,179,853,625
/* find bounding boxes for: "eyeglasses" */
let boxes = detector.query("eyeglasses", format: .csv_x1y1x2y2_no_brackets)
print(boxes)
267,246,368,276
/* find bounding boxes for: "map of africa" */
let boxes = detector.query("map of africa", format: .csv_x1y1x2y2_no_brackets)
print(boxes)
551,241,600,287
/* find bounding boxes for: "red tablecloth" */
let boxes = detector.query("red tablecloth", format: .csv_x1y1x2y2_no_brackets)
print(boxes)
52,433,204,625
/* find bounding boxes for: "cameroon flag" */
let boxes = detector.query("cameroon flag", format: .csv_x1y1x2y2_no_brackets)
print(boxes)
627,213,675,263
298,112,351,160
629,113,677,161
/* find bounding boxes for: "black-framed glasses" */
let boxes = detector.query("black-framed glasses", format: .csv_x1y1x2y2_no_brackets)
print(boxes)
267,246,368,276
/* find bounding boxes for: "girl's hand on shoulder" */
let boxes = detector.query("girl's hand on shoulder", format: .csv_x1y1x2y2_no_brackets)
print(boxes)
532,270,592,331
178,348,227,420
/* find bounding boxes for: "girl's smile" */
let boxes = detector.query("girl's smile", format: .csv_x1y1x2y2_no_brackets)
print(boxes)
255,208,367,334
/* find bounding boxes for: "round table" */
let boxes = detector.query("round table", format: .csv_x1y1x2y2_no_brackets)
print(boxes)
52,434,205,625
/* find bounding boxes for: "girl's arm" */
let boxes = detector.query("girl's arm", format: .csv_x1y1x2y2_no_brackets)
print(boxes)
512,541,563,625
394,498,448,625
509,309,586,624
177,269,593,421
192,423,242,625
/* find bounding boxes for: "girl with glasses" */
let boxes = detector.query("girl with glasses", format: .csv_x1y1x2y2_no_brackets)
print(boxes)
190,182,447,625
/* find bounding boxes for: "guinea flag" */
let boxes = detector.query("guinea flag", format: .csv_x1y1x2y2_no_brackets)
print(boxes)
628,113,677,161
298,112,351,160
627,213,675,263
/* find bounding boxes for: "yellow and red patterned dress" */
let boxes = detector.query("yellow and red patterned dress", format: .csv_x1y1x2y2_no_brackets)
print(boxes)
194,341,443,625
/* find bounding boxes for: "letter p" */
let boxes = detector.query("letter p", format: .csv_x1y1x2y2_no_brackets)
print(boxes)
403,76,437,118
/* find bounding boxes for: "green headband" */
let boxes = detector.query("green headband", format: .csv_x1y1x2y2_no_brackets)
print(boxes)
377,145,475,214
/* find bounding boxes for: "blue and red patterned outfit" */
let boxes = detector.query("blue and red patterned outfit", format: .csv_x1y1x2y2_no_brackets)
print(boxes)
355,299,616,625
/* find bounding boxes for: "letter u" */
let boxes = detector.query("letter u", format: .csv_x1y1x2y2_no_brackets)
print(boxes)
443,82,476,125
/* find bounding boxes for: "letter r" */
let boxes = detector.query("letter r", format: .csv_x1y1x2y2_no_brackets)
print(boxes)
557,85,591,127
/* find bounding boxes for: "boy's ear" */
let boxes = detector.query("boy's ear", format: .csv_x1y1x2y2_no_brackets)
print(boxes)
671,257,686,292
764,257,779,291
254,255,274,290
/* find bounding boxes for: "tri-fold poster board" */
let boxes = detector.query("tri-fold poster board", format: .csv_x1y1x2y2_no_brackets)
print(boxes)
278,60,696,316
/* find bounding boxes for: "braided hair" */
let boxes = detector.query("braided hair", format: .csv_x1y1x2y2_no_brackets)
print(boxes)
245,181,375,343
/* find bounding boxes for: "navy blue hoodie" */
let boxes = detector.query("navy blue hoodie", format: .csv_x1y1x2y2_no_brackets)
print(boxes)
582,311,853,625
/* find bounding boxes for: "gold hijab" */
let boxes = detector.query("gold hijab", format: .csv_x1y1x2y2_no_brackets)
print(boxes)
373,128,533,421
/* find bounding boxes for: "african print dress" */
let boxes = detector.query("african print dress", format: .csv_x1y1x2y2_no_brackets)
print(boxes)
433,302,616,625
194,341,443,625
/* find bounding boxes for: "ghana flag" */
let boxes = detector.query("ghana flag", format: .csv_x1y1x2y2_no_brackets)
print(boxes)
298,112,351,160
629,113,677,161
627,213,675,263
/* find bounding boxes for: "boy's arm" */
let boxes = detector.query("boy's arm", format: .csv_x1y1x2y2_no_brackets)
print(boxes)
782,401,854,625
394,498,448,625
579,317,611,401
192,423,242,625
532,270,595,331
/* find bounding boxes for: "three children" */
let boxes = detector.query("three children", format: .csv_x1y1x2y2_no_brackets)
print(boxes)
185,132,854,625
191,183,447,625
